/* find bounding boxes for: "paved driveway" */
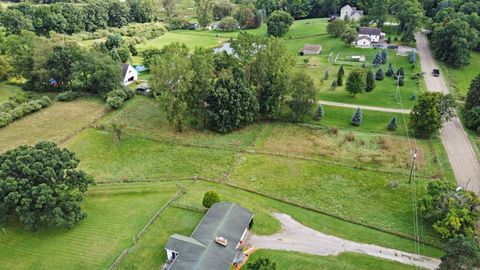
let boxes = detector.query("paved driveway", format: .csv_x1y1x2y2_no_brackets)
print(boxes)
249,213,440,270
415,32,480,194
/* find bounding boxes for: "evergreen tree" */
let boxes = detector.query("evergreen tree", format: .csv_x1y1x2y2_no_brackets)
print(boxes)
372,52,382,66
314,104,324,120
396,67,404,78
387,116,398,130
398,76,404,86
409,50,416,64
346,68,365,97
381,49,388,64
375,68,384,80
465,74,480,112
331,79,337,89
365,69,375,92
386,64,394,77
351,107,362,126
337,72,343,86
324,70,329,80
338,65,344,77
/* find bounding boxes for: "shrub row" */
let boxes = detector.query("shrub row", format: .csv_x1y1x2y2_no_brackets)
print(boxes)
56,91,80,102
105,87,135,110
0,96,52,128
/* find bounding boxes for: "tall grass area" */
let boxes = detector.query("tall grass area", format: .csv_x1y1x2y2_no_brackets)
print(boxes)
0,97,105,153
0,183,179,270
0,84,23,103
249,250,419,270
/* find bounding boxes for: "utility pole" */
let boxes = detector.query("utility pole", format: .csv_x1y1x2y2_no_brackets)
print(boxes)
408,150,417,184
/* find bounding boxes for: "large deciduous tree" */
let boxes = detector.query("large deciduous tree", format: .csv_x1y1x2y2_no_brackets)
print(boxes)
287,72,317,122
150,43,192,131
432,19,479,68
195,0,214,28
0,141,94,231
439,235,480,270
392,0,424,42
327,20,347,37
266,10,293,37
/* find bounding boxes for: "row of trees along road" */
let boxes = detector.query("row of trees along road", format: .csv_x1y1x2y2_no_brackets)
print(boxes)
148,32,318,133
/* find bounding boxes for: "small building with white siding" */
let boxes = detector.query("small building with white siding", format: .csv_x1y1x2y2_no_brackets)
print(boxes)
121,63,138,86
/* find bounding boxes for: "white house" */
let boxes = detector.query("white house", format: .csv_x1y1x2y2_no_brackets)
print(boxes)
356,36,371,47
358,27,382,42
122,63,138,86
340,5,363,21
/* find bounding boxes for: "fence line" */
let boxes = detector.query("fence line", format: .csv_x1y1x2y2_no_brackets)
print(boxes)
108,185,186,270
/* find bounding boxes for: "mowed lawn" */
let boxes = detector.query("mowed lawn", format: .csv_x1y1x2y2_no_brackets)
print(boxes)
119,206,203,269
444,51,480,97
0,97,105,153
0,183,179,270
0,84,23,102
66,128,236,183
249,250,419,270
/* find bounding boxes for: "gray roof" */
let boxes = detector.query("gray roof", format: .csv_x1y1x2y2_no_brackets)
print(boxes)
121,63,130,77
166,202,254,270
359,27,381,36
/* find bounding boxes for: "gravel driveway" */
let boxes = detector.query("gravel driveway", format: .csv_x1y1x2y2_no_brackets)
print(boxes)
249,213,440,270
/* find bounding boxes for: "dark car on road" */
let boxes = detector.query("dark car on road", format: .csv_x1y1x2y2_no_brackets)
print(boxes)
433,69,440,77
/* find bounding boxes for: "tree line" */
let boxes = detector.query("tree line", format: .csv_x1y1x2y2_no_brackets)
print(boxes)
0,0,158,36
148,32,318,133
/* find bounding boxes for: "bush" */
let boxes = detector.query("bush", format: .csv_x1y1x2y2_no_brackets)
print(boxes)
57,91,79,102
219,16,238,31
166,17,191,30
202,191,220,208
0,112,12,127
105,96,124,110
38,96,52,108
314,105,324,120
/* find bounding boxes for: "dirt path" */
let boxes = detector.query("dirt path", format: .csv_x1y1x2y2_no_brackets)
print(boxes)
249,213,440,270
415,32,480,194
319,100,411,114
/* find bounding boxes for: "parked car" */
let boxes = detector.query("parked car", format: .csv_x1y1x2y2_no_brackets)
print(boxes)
135,83,152,96
433,69,440,77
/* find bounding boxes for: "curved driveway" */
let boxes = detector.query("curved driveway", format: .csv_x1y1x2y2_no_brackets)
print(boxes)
249,213,440,270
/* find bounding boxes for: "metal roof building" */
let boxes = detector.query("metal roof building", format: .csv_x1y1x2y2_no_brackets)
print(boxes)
165,202,254,270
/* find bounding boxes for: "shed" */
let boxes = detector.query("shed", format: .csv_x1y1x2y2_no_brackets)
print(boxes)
299,44,322,55
121,63,138,86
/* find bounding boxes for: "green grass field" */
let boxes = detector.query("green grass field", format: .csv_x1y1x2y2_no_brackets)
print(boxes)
443,51,480,97
0,183,179,270
248,250,420,270
0,97,105,153
0,84,23,102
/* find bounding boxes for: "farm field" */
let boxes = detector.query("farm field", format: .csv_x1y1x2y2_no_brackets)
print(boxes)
0,183,179,270
0,97,105,153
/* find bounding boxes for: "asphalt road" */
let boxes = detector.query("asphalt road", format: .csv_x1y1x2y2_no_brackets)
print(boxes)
415,32,480,194
249,213,440,270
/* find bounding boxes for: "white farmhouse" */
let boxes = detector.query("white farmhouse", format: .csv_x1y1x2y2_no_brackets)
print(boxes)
122,63,138,86
340,5,363,21
358,27,382,42
356,36,371,47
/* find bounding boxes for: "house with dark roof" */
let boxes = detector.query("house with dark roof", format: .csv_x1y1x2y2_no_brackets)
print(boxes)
356,27,386,47
165,202,254,270
299,44,322,55
340,5,363,21
122,63,138,86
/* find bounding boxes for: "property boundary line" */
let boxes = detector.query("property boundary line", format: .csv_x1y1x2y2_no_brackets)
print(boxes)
108,185,187,270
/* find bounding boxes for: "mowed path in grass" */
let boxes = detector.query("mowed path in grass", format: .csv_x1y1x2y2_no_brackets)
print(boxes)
0,183,179,270
0,97,105,153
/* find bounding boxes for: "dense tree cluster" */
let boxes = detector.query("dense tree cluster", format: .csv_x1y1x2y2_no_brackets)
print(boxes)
409,92,455,138
0,141,94,231
0,0,158,36
149,33,317,133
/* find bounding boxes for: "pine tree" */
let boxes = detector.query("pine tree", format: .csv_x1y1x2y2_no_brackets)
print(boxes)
331,79,338,89
398,76,404,86
365,69,375,92
387,116,398,130
351,107,362,126
409,50,416,64
375,68,384,80
338,65,345,77
386,64,394,77
337,72,343,86
372,53,382,66
381,49,388,64
324,70,329,80
314,105,324,120
396,67,404,78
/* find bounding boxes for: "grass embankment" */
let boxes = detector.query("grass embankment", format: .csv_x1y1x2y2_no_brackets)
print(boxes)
0,183,179,270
